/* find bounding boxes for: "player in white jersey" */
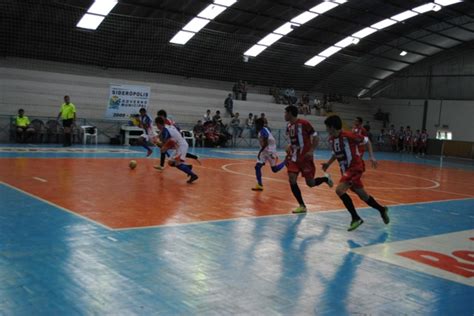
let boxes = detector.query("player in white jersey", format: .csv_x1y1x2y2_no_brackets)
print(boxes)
251,118,286,191
155,117,198,183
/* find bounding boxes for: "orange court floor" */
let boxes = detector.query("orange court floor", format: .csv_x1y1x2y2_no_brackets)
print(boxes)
1,155,473,230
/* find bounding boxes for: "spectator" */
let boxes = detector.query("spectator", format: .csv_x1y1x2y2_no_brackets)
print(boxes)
313,97,322,116
301,94,310,115
224,93,234,117
193,120,205,147
241,81,248,101
57,95,76,147
388,124,397,152
230,112,243,138
232,82,240,100
376,129,386,151
14,109,35,143
203,109,212,123
212,110,222,125
245,113,256,138
237,80,244,100
270,85,281,104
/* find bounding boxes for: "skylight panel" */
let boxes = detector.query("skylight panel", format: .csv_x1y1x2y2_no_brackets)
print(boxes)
273,22,298,35
291,11,318,25
334,36,359,48
169,31,196,45
87,0,118,16
434,0,462,5
310,1,339,14
391,10,418,22
258,33,283,46
76,14,105,30
319,46,343,57
371,19,397,30
352,27,377,39
304,56,326,67
198,4,227,20
413,3,440,13
182,17,211,33
243,45,267,57
214,0,237,6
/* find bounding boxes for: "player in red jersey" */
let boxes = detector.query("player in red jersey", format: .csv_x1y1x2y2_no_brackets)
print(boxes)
322,115,389,231
352,117,368,157
284,105,333,214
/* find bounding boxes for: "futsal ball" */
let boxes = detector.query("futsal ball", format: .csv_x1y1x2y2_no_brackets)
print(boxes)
129,160,137,169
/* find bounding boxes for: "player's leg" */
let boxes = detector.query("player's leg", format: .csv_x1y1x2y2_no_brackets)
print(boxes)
269,153,286,173
289,171,306,213
252,162,265,191
336,179,363,231
138,134,153,156
352,186,389,224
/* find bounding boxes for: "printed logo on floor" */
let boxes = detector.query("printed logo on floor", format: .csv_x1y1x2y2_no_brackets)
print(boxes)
352,230,474,286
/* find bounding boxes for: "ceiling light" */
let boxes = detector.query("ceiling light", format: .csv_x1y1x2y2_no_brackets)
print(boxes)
182,17,210,32
244,45,267,57
371,18,397,30
76,14,105,30
400,51,407,56
310,2,339,14
434,0,462,6
334,36,359,48
391,10,418,22
331,0,347,3
258,33,283,46
291,11,318,25
413,3,441,13
273,22,298,35
319,46,342,57
169,31,196,45
213,0,237,7
198,4,227,20
87,0,118,16
352,27,377,39
304,56,326,67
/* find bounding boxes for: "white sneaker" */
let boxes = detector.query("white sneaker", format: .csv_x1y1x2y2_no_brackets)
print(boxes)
325,172,334,188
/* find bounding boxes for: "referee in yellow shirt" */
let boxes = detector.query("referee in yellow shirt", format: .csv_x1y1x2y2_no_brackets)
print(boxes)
57,95,76,147
15,109,35,142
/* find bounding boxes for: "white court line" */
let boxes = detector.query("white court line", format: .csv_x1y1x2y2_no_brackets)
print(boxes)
0,181,113,230
426,188,474,198
113,196,474,231
33,177,47,183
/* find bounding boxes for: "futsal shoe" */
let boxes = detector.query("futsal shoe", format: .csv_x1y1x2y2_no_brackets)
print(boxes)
292,205,307,214
380,207,390,224
251,184,263,191
153,165,165,171
348,219,364,231
325,172,334,188
187,174,199,184
146,149,153,157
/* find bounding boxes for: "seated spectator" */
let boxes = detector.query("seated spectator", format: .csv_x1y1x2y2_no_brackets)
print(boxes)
203,121,228,147
203,109,212,123
212,110,222,125
193,120,205,147
230,112,243,138
129,114,140,126
14,109,35,143
301,94,310,115
224,93,234,117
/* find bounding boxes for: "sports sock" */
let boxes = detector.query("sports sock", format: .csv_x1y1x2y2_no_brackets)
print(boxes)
255,163,263,186
186,153,198,160
313,177,328,186
160,152,166,167
365,196,385,213
340,193,361,221
290,183,305,206
177,163,195,176
271,161,286,173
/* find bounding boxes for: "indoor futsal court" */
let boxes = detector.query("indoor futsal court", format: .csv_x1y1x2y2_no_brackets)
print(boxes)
1,146,473,314
1,0,474,315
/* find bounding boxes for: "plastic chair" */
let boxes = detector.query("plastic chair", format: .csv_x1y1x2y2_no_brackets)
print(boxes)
180,130,195,147
80,125,98,145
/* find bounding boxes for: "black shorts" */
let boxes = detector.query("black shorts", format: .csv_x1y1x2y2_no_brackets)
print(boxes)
62,119,74,128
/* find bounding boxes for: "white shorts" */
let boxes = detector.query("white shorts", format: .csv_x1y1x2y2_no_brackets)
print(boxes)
140,132,158,143
257,150,278,166
168,142,189,164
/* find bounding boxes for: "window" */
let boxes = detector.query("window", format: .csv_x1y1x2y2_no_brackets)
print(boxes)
436,130,452,140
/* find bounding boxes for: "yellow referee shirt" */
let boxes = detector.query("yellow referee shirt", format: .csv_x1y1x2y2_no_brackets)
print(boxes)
60,103,76,120
15,116,30,127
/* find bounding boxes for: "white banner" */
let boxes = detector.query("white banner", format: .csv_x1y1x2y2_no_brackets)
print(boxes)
105,84,151,120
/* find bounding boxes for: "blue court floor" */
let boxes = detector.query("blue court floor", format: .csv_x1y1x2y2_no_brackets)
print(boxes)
1,145,473,315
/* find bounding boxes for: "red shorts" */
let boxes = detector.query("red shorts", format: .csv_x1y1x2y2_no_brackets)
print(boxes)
287,156,315,179
340,167,364,188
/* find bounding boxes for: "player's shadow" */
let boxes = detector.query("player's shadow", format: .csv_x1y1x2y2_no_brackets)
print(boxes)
312,232,389,314
275,214,331,312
